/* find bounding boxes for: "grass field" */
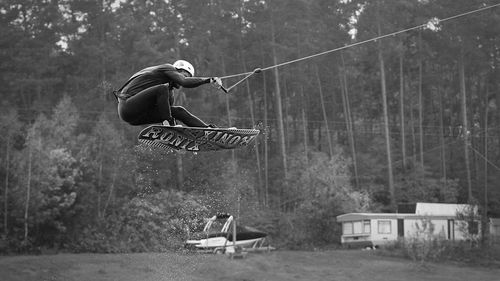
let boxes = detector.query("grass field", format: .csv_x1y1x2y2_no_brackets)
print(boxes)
1,250,499,281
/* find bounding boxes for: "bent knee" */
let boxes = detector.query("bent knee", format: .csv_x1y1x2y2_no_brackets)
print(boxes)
171,106,187,114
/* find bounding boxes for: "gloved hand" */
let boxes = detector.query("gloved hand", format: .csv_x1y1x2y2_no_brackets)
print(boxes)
210,77,222,88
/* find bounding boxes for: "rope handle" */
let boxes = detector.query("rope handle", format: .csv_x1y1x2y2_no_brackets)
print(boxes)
221,68,262,93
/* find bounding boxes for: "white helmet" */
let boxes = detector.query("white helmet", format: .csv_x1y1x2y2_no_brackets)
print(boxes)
173,60,194,77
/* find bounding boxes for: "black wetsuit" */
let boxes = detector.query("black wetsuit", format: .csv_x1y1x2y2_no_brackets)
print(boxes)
117,63,211,126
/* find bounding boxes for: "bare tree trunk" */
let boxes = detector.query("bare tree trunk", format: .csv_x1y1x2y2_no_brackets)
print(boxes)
482,80,490,244
438,79,447,184
295,38,309,164
459,49,473,202
418,31,425,170
271,18,288,180
283,79,290,152
410,85,417,164
497,63,500,165
103,156,120,217
339,53,359,188
399,48,407,170
471,77,481,186
315,65,333,158
3,134,10,237
377,19,395,209
260,42,269,207
97,139,103,218
240,50,263,204
300,85,308,163
248,90,263,203
24,144,32,246
99,2,107,100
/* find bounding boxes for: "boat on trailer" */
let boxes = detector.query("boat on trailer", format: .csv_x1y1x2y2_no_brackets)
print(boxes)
185,213,272,254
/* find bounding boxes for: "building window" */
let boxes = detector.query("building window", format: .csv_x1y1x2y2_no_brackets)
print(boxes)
364,220,371,233
353,221,363,234
469,221,479,235
343,222,353,235
378,220,392,234
343,220,371,235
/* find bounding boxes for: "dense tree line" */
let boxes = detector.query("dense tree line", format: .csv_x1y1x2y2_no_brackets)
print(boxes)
1,0,499,252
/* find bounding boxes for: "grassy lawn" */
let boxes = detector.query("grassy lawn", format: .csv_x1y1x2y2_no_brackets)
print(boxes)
1,250,499,281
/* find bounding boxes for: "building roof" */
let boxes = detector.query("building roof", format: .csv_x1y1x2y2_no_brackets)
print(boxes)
336,212,456,222
415,203,475,216
336,203,477,222
490,218,500,225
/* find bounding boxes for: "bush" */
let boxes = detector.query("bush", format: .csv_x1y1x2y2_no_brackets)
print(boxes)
380,238,500,267
378,217,500,266
405,236,445,264
268,198,345,250
71,190,208,253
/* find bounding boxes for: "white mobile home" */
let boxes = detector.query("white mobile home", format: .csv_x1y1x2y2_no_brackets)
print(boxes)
336,203,479,248
490,218,500,243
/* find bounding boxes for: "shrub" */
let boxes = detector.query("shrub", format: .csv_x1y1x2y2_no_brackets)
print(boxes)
404,218,442,264
380,237,500,267
71,190,208,253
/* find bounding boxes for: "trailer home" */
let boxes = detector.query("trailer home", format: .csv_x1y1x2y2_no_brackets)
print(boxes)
490,218,500,244
336,203,479,248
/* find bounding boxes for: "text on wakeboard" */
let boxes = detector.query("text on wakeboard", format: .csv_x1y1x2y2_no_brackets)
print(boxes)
141,127,256,150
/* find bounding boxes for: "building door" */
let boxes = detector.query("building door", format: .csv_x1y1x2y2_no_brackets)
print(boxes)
397,219,404,237
448,219,455,240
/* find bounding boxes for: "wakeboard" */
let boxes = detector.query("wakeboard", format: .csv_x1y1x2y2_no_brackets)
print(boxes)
138,125,260,152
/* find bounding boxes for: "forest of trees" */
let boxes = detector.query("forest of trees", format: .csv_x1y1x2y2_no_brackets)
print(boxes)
1,0,499,252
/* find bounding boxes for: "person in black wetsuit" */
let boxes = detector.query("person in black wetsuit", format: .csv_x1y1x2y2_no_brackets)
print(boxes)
116,60,222,127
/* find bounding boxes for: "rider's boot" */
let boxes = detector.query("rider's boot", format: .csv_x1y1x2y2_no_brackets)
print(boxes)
163,118,176,126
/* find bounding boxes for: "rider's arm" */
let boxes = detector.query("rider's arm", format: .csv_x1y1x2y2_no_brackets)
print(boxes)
164,69,211,88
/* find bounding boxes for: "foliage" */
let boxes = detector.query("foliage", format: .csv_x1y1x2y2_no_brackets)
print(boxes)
272,147,372,248
1,0,500,253
382,238,500,267
380,215,500,267
404,218,443,264
396,163,460,204
71,190,208,253
455,202,481,244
